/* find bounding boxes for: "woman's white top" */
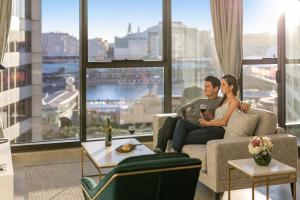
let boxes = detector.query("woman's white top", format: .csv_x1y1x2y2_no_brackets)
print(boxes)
213,101,229,121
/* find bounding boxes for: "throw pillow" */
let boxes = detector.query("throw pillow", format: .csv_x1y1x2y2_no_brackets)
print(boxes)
224,110,258,139
247,108,277,136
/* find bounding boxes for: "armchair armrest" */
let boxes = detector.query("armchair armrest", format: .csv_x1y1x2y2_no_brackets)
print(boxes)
153,113,176,149
206,134,297,192
81,173,114,200
81,177,98,199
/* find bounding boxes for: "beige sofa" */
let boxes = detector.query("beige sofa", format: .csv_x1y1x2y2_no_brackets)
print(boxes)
153,108,298,199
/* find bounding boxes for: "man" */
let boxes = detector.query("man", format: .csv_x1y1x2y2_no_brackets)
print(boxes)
154,76,249,153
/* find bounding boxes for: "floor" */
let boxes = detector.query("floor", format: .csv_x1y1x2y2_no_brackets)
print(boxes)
12,143,299,200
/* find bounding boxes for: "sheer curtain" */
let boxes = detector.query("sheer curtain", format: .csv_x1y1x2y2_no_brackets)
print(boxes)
210,0,243,78
0,0,12,64
285,0,300,124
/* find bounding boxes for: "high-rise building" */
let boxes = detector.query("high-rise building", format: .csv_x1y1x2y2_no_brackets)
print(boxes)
88,38,108,61
42,32,79,57
1,0,42,142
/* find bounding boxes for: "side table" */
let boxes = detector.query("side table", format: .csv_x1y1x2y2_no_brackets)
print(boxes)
81,138,154,179
228,158,297,200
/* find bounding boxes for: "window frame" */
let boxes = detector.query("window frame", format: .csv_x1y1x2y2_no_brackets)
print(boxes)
79,0,172,142
241,10,285,127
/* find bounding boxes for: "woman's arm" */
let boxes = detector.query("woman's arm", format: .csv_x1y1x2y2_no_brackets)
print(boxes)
199,99,240,127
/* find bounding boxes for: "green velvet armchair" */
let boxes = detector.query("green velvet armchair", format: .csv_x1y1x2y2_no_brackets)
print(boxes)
81,153,201,200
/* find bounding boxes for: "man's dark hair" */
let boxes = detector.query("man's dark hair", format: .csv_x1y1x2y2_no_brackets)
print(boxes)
204,76,221,90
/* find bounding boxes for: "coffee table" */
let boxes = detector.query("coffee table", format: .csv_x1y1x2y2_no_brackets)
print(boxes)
228,158,297,200
81,138,154,179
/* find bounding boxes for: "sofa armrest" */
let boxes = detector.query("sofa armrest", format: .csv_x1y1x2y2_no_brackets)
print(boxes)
276,127,286,134
206,134,298,191
153,113,177,149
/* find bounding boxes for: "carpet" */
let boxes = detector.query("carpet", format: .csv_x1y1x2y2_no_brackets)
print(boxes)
25,162,99,200
24,161,295,200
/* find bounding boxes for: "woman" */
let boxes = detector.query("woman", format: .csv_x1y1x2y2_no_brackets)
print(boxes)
172,74,240,152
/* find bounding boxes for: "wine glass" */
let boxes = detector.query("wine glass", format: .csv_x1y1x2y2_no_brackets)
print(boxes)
200,104,207,114
128,125,136,135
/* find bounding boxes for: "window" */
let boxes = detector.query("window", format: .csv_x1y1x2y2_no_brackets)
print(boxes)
16,65,31,87
242,0,280,114
85,0,166,141
38,0,80,142
6,31,32,53
10,104,16,126
243,64,277,112
285,0,300,126
243,0,281,59
3,69,8,91
86,68,164,139
88,0,162,61
1,106,9,129
9,67,16,89
171,0,222,111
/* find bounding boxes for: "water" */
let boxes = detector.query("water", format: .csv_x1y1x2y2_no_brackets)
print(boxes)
43,63,165,100
87,84,164,100
43,63,79,73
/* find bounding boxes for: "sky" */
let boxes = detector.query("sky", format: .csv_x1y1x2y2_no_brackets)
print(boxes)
42,0,283,43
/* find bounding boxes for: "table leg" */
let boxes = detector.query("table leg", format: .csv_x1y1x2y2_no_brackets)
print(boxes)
266,177,269,200
292,180,296,200
252,181,255,200
81,148,84,177
228,167,231,200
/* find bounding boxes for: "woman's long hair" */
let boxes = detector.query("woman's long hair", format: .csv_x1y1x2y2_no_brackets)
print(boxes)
218,75,238,106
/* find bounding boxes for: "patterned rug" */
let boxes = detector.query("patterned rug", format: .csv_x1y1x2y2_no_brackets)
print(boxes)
24,161,292,200
25,162,99,200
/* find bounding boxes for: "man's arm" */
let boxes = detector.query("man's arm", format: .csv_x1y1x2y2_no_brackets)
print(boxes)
239,101,250,113
176,97,206,116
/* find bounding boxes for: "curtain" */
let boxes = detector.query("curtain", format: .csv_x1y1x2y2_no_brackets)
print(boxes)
0,0,12,64
210,0,243,78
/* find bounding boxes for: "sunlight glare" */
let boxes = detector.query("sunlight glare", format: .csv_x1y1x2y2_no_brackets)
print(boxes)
284,0,300,28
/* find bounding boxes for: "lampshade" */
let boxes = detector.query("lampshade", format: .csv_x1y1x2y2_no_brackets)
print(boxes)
0,64,5,70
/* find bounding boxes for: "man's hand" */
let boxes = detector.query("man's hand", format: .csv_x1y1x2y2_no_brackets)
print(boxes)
240,101,250,113
199,118,209,126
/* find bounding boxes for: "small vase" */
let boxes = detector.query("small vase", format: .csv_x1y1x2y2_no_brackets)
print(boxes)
253,152,272,166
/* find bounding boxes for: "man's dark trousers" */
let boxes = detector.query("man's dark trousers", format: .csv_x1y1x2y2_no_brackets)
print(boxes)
156,117,180,152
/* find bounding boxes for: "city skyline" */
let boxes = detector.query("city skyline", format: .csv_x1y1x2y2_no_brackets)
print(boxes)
42,0,282,42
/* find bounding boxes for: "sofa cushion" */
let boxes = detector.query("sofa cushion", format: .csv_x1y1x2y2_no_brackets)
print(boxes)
224,110,258,138
247,108,277,136
182,144,207,172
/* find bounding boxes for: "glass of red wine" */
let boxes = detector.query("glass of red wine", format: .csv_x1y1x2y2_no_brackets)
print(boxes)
200,104,207,115
128,125,136,135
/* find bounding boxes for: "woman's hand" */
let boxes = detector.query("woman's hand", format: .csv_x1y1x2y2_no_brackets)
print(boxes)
199,118,209,126
202,111,213,120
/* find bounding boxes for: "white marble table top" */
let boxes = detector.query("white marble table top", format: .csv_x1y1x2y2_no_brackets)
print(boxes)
81,138,154,168
228,158,296,177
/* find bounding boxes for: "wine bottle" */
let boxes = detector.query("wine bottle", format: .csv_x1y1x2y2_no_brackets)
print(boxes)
105,119,112,146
